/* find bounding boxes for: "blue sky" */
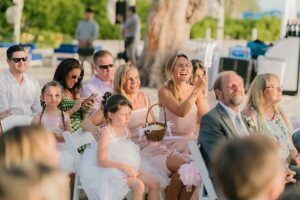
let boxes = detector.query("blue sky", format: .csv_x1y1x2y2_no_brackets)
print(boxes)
259,0,300,11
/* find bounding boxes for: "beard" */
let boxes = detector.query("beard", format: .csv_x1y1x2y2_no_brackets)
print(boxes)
229,95,244,106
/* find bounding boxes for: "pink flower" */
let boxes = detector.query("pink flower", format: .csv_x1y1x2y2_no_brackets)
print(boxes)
178,161,201,191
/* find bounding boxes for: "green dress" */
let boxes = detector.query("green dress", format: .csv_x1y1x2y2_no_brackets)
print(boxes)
255,110,294,160
60,97,90,154
60,97,85,131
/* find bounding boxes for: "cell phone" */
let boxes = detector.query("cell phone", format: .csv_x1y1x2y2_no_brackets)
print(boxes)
85,94,97,101
90,93,98,99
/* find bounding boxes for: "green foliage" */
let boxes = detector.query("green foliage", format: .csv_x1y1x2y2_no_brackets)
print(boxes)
136,0,152,39
190,17,217,39
255,17,281,42
190,16,280,42
23,0,83,35
0,0,14,42
0,0,281,46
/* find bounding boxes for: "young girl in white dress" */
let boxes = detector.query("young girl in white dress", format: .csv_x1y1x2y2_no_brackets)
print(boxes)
80,92,160,200
32,81,73,172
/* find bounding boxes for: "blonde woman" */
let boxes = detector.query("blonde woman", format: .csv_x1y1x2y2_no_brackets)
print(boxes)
158,53,208,153
82,63,195,200
243,73,300,180
0,162,69,200
0,125,59,168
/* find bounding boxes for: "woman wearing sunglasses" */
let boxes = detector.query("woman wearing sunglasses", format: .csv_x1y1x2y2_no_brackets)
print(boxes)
53,58,94,132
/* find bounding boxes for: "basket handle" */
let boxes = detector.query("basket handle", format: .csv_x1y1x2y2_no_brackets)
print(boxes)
145,103,167,126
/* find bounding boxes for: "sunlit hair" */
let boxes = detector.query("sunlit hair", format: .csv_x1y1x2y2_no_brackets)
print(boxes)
0,125,53,168
190,59,206,85
165,53,192,103
53,58,84,99
113,63,138,98
191,59,205,74
246,73,281,130
101,92,132,122
0,162,69,200
7,45,25,60
93,50,113,64
213,71,240,91
213,135,285,200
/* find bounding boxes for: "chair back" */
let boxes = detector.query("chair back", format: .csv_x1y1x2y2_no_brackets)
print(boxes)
63,129,95,200
188,141,218,200
63,129,95,165
1,115,33,133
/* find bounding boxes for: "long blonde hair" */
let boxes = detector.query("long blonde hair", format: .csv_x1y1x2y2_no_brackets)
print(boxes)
246,73,281,130
0,125,53,168
165,53,192,103
114,63,138,98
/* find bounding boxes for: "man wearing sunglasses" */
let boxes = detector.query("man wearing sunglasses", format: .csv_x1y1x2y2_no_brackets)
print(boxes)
82,50,114,114
0,45,41,120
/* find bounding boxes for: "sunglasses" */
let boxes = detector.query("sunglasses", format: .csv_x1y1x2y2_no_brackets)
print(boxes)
11,57,27,63
97,64,114,69
71,75,82,80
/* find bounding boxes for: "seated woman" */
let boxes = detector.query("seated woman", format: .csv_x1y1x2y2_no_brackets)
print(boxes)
82,63,197,200
53,58,94,132
243,73,300,179
191,59,217,110
158,53,208,153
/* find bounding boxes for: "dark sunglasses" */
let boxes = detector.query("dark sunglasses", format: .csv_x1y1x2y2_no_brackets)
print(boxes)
11,57,27,63
97,64,114,69
71,75,82,80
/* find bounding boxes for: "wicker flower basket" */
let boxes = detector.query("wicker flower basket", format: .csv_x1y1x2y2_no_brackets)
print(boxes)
144,103,166,142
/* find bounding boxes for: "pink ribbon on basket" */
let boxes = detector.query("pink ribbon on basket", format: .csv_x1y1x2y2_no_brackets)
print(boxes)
138,126,148,140
166,121,174,136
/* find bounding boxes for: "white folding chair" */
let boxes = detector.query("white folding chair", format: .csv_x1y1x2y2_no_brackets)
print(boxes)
63,129,95,200
188,141,218,200
1,115,33,133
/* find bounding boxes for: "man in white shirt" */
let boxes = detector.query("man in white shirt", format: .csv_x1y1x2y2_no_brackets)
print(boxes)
82,50,114,114
0,45,41,119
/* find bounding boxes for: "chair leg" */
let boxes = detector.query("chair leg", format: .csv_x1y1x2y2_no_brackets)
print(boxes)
73,174,79,200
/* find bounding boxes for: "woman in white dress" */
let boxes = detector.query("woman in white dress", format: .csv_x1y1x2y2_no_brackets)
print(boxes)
80,93,160,200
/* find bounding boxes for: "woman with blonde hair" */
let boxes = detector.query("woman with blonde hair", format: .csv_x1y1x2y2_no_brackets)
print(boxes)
82,63,195,200
243,73,300,179
158,53,208,153
0,125,59,168
0,162,69,200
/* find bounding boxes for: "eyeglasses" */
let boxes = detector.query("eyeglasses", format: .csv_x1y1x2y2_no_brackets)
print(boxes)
11,57,27,63
97,64,114,69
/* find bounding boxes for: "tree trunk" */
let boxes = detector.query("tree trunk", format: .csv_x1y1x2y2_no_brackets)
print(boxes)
228,0,240,18
138,0,207,88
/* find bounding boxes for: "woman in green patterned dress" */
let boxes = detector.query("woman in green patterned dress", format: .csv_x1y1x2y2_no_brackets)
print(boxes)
53,58,94,132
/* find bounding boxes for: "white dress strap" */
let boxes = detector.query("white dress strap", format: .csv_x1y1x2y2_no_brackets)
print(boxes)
124,128,130,138
106,127,114,138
